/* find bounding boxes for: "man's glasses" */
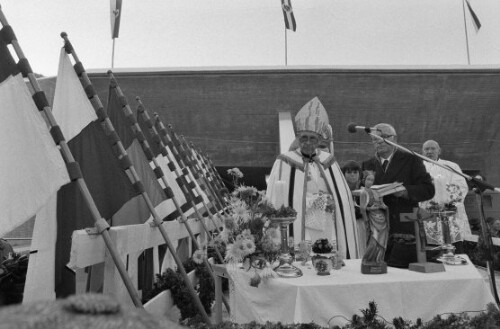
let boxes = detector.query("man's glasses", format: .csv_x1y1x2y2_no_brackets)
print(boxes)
371,134,395,143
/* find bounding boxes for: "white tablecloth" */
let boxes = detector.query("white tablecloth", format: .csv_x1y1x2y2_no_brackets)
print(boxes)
227,256,496,327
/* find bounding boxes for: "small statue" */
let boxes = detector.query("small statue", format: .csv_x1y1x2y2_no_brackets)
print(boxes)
360,171,390,274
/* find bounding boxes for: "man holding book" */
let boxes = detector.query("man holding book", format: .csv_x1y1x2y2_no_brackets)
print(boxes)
361,123,434,268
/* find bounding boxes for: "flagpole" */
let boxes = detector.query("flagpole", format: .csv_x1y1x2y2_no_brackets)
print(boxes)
111,38,116,68
462,0,471,65
285,28,288,66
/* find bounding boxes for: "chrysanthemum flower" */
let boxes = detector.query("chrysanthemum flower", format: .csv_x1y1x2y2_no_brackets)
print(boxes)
241,229,254,241
192,249,206,264
225,237,254,262
224,243,241,263
230,198,251,223
242,238,256,255
227,167,243,178
235,185,258,197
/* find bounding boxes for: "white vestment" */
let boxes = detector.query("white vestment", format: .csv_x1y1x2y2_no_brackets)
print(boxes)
266,149,359,259
421,159,471,244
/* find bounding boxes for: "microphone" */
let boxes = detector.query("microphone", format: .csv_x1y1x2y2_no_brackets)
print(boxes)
347,123,379,134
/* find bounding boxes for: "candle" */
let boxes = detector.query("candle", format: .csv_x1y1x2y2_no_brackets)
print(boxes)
272,180,287,208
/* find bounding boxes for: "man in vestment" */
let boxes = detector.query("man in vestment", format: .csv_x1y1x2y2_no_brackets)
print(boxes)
361,123,434,267
419,140,471,247
266,97,359,259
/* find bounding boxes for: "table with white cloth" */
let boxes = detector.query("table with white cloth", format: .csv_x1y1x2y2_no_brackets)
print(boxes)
213,255,496,327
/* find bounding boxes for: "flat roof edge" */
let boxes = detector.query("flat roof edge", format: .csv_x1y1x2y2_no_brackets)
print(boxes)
79,65,500,78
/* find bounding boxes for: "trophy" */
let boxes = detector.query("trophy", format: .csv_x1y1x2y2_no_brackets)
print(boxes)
270,216,303,278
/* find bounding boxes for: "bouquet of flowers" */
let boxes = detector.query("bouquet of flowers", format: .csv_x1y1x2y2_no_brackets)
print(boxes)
311,238,334,254
220,185,296,264
310,238,341,274
214,181,296,287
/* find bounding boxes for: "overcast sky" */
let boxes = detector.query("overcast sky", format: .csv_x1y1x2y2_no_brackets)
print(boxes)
2,0,499,76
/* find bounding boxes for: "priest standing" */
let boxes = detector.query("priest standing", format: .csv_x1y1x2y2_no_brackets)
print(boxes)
420,139,471,246
266,97,359,259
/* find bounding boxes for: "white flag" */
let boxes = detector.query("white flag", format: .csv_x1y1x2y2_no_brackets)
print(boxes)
0,74,69,236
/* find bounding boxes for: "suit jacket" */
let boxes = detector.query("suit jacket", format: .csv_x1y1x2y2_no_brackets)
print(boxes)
362,150,435,236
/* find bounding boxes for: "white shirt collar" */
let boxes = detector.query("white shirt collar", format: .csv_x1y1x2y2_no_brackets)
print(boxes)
377,150,395,163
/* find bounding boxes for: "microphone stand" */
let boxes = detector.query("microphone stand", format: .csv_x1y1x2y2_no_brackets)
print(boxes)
369,132,500,306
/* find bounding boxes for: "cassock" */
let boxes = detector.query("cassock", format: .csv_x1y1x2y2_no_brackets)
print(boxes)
266,148,359,259
421,159,471,244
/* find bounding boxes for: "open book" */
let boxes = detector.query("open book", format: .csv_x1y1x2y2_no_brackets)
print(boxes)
352,182,405,197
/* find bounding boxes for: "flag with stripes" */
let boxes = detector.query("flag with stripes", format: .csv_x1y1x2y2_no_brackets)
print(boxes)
0,40,69,237
466,0,481,31
281,0,297,32
106,83,167,225
51,48,157,297
136,106,199,221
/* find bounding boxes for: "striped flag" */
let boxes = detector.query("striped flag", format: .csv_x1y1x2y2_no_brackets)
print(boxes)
106,82,167,225
52,49,154,297
281,0,296,32
0,40,70,237
110,0,123,39
466,0,481,31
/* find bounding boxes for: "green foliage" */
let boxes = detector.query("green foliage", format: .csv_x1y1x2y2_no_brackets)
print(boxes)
182,300,500,329
0,252,29,305
269,205,297,218
142,259,214,320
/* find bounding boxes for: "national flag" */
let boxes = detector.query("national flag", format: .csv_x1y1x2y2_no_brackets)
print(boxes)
110,0,123,39
153,115,208,212
136,106,191,220
51,48,150,297
177,135,223,213
106,80,166,226
0,39,70,237
466,0,481,31
281,0,297,32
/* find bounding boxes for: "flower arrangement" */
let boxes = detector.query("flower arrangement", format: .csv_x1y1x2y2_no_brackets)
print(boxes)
220,185,296,265
217,169,297,287
311,238,338,275
312,238,334,254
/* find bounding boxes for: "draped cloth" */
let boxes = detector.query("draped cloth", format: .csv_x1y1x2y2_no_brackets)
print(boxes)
420,159,471,244
266,149,359,259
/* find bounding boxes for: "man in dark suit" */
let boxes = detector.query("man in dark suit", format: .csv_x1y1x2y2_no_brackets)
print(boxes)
362,123,434,268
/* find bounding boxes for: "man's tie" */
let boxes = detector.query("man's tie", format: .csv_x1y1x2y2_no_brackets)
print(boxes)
382,159,388,172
